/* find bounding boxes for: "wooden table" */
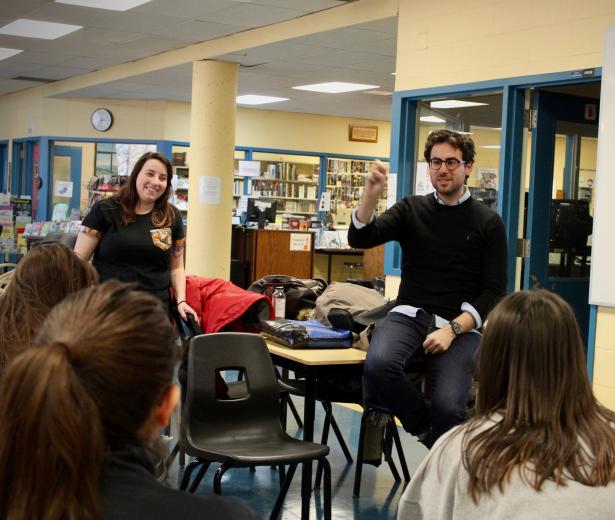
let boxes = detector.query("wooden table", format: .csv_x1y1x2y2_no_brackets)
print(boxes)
265,340,366,519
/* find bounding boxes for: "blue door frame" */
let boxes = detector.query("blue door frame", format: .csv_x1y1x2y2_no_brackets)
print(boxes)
389,69,601,378
0,141,8,192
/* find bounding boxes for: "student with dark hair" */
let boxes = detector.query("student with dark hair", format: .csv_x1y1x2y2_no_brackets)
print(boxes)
74,151,197,321
0,281,257,520
398,290,615,519
0,242,98,376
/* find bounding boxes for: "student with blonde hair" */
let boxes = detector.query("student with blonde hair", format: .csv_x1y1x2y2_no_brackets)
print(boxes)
398,289,615,519
0,281,257,520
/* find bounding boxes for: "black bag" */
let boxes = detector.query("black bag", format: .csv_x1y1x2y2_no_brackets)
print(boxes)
261,319,352,349
248,275,326,319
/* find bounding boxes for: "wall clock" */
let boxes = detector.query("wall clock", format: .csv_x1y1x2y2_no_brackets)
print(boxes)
91,108,113,132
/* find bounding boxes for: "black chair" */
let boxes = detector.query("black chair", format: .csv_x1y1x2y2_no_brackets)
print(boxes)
179,332,332,520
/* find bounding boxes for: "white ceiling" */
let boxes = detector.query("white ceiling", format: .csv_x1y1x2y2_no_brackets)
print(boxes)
0,0,396,121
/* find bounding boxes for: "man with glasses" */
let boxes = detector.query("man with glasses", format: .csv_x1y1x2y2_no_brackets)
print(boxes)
348,129,507,447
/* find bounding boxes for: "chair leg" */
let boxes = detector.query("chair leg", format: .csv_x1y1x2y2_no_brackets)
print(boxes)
383,422,401,482
315,402,333,489
330,412,353,463
164,441,179,468
269,463,297,520
353,412,368,497
188,461,211,493
213,464,231,495
287,396,304,428
179,449,186,468
391,422,411,481
179,458,202,491
278,464,286,487
320,458,332,520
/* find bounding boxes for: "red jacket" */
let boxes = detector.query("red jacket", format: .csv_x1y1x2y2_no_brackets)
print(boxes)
185,276,272,333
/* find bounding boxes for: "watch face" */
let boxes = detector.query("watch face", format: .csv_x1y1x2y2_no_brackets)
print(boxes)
91,108,113,132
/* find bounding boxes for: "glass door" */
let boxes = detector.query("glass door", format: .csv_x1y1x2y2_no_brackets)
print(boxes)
524,86,599,345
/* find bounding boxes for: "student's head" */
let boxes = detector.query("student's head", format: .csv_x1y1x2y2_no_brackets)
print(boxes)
0,281,179,520
461,289,615,502
476,289,590,417
118,151,175,227
0,242,98,375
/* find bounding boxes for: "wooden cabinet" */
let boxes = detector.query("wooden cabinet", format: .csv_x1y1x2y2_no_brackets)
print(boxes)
237,229,314,284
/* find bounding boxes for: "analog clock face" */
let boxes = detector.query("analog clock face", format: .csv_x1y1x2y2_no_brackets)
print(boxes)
91,108,113,132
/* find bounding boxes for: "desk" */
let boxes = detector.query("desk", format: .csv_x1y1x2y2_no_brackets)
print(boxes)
315,248,363,284
266,340,366,519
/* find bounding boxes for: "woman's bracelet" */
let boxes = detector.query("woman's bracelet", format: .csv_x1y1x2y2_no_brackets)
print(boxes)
176,300,186,307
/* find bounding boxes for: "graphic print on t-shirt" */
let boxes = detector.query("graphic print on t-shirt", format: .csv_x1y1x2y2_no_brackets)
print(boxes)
150,227,171,250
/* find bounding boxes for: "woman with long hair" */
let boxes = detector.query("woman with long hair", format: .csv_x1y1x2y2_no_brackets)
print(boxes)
0,281,257,520
398,289,615,519
0,242,97,376
74,151,197,321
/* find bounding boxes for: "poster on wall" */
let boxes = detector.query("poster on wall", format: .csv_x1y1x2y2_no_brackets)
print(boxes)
199,176,221,205
478,167,498,189
414,161,434,196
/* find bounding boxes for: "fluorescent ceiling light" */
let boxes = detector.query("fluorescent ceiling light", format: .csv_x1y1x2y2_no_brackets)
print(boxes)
236,95,289,105
480,145,501,149
0,19,82,39
0,47,22,61
420,116,446,123
364,90,393,96
55,0,151,10
292,82,379,93
430,100,488,109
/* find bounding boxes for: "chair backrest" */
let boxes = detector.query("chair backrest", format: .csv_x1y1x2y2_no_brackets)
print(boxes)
181,332,282,447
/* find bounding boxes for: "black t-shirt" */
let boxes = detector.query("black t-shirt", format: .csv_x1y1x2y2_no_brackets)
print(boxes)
82,198,185,301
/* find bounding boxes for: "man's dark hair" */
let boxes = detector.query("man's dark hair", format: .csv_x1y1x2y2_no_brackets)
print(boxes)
424,129,476,163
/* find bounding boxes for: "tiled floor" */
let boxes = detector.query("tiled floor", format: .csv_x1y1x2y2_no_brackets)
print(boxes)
166,398,429,519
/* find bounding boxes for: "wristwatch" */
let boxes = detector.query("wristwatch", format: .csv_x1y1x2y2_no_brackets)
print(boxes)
449,320,463,337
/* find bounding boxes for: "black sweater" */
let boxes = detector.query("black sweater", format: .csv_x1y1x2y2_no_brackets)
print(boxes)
102,439,259,520
348,194,507,321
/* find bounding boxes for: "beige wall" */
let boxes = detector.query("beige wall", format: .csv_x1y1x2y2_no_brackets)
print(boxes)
396,0,615,410
396,0,615,91
0,96,390,158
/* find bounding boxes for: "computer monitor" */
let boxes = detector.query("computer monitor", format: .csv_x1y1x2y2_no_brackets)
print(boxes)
246,198,277,229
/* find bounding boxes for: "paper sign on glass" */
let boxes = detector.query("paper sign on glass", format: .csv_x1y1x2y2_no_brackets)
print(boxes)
199,176,221,205
414,161,434,196
54,180,73,198
387,173,397,208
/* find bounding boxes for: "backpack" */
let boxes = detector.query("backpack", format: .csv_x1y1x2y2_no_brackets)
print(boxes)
247,275,327,319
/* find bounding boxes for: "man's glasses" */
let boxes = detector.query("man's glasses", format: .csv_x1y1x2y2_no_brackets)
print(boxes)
428,158,467,171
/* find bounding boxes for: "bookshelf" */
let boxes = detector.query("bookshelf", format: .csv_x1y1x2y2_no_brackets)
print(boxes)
248,152,320,215
326,157,389,226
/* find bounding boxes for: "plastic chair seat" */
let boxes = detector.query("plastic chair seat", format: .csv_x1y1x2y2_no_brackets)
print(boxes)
184,432,328,464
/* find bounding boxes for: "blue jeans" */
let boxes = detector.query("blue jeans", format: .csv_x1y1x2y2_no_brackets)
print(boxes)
364,310,479,441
